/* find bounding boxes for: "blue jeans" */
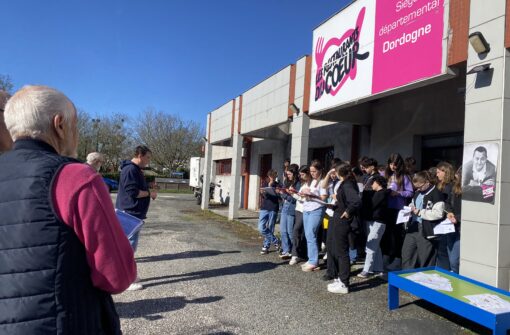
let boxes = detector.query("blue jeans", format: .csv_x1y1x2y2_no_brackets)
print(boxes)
128,231,140,252
363,221,386,273
303,207,325,265
280,202,295,254
258,209,279,248
443,231,460,273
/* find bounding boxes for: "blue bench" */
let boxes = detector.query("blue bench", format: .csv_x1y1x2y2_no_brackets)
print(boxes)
388,267,510,335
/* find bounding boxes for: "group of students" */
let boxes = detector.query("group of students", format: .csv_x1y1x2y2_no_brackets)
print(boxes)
257,153,462,295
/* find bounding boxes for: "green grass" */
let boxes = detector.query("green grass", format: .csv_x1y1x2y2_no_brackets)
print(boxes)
157,189,193,194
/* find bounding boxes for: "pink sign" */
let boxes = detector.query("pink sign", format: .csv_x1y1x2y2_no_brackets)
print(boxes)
372,0,444,94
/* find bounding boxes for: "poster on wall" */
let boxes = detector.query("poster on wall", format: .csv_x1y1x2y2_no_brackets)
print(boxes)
310,0,445,114
461,143,499,205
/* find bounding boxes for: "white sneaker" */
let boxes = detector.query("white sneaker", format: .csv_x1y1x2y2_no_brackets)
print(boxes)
127,282,144,291
327,278,340,288
327,280,349,294
301,262,318,272
289,256,301,265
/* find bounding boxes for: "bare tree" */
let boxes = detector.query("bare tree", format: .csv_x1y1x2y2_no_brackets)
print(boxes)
76,109,130,171
133,108,203,172
0,74,14,94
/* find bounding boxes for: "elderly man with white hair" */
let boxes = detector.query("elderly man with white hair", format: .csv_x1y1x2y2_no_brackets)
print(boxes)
87,151,105,171
0,85,136,334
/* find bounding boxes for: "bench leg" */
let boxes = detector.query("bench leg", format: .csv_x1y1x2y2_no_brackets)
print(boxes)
388,284,399,310
494,323,508,335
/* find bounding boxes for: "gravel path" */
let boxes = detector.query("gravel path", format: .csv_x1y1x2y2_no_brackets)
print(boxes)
113,194,487,335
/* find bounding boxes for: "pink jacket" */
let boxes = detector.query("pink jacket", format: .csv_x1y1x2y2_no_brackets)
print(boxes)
52,163,137,294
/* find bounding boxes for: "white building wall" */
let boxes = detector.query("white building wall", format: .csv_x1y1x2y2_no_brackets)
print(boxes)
241,66,291,134
210,101,233,144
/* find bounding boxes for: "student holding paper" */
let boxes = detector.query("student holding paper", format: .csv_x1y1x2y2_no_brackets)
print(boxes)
326,163,361,294
300,160,327,272
382,153,414,270
289,165,309,265
435,162,455,271
402,171,445,270
277,164,300,259
258,169,281,254
358,175,390,278
443,167,462,273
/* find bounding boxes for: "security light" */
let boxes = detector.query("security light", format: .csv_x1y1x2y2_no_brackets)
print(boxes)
289,103,300,115
469,32,490,54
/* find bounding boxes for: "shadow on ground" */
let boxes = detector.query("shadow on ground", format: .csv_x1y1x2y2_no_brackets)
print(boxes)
395,299,492,334
349,277,387,292
117,295,223,320
140,261,282,288
136,250,241,263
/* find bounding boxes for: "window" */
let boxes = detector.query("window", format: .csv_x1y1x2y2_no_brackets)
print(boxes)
215,159,232,175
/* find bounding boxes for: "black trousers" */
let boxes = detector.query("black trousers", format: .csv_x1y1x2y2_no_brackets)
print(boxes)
291,211,307,259
381,208,405,259
326,218,351,285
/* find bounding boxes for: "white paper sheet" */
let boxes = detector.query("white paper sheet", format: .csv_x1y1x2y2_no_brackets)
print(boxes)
406,272,453,292
433,218,456,235
464,294,510,314
396,206,412,225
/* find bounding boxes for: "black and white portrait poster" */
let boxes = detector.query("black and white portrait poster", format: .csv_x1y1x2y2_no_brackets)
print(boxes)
462,142,499,204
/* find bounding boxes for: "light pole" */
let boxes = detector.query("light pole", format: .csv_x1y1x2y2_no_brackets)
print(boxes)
91,118,101,152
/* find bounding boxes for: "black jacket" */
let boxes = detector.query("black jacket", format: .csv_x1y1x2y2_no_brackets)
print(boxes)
260,180,280,212
0,139,120,335
116,160,150,219
360,172,379,220
333,179,361,228
372,189,391,224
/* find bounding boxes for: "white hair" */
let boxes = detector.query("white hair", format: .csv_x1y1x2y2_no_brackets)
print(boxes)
86,152,104,165
4,85,76,140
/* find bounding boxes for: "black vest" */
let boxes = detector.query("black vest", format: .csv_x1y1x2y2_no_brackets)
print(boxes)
0,139,121,335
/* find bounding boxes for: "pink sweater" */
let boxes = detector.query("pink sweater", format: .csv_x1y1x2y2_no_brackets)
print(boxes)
52,163,137,294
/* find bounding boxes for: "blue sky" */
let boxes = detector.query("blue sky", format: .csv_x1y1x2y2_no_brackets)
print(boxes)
1,0,350,126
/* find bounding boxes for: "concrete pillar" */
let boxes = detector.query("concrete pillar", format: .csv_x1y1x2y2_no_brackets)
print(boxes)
460,0,510,288
228,97,243,220
201,115,213,210
228,134,243,220
290,112,310,166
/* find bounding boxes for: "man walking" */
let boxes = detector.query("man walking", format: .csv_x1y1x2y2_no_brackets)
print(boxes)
116,145,157,290
0,85,136,334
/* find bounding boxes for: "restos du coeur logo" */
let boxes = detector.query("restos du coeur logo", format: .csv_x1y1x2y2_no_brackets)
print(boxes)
315,7,370,102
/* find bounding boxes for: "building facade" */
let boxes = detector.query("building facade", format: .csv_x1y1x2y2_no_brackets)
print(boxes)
202,0,510,289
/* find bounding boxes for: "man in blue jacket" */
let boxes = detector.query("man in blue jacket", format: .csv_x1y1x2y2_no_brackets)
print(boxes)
116,145,157,290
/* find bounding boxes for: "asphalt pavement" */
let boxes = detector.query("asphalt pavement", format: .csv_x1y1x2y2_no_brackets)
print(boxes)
113,194,488,335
